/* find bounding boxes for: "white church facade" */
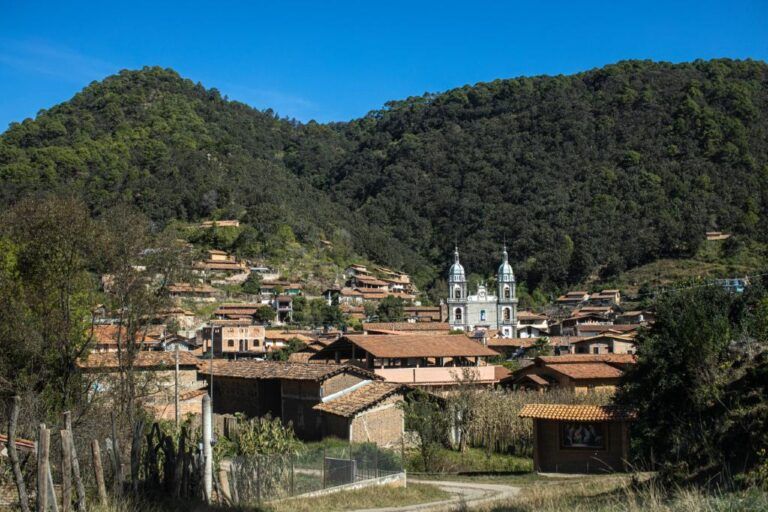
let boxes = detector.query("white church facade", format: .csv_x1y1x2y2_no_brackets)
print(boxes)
447,246,518,338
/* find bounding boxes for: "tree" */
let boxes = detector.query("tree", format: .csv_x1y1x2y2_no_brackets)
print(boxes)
254,306,275,324
242,272,262,295
400,390,449,471
615,282,768,484
376,296,405,322
266,338,306,361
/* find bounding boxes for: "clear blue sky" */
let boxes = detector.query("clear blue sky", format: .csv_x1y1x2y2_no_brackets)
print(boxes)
1,0,767,129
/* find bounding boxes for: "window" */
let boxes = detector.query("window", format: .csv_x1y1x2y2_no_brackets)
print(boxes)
454,285,462,299
504,285,511,299
227,339,234,347
454,308,462,321
592,347,599,354
503,307,511,321
480,310,486,321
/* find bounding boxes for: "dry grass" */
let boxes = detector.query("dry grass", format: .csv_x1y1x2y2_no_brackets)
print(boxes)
477,474,768,512
266,483,450,512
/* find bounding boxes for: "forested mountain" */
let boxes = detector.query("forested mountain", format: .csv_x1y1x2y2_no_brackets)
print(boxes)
1,59,767,292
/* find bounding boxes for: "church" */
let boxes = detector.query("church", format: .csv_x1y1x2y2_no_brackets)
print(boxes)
447,246,518,338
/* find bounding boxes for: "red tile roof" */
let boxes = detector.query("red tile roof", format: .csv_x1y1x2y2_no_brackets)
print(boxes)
536,354,636,365
313,382,405,418
197,359,379,382
78,351,200,370
363,322,450,332
324,334,499,359
546,362,624,380
519,404,636,422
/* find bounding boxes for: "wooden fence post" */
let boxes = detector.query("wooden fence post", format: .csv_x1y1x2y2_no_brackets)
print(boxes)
110,413,124,494
7,396,31,512
90,441,108,507
60,430,72,512
36,424,49,512
46,465,59,512
63,412,86,512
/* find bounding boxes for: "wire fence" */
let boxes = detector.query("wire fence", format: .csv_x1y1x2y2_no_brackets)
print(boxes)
223,442,404,506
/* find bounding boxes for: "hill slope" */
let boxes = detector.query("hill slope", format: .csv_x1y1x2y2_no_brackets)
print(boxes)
2,60,767,291
0,68,426,275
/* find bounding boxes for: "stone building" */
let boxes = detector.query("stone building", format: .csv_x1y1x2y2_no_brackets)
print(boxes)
447,246,518,338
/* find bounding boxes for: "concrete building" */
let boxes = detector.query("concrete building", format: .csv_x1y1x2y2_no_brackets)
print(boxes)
520,404,634,473
447,246,518,338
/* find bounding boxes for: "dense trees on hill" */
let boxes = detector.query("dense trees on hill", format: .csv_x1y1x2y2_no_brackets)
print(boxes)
1,59,767,292
616,280,768,485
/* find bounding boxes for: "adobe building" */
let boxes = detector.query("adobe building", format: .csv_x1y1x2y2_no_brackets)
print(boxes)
508,354,635,393
519,404,635,473
78,352,207,420
197,360,404,444
314,381,407,447
310,333,501,389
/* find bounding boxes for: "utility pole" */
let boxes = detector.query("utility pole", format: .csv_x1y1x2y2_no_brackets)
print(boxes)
202,394,212,503
174,342,180,432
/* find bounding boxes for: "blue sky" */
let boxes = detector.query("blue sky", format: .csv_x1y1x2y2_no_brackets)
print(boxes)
1,1,767,129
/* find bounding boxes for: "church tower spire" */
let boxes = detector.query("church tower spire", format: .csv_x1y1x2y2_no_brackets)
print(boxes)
496,243,517,338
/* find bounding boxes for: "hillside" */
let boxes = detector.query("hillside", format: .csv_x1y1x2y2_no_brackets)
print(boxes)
2,59,768,293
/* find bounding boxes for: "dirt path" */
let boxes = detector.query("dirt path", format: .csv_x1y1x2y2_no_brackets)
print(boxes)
351,479,520,512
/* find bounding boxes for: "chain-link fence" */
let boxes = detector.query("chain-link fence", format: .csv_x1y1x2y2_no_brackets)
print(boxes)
223,441,404,506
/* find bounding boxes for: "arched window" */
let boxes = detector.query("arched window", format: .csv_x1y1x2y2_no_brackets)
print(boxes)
503,307,511,321
504,285,511,299
453,285,462,299
454,308,462,321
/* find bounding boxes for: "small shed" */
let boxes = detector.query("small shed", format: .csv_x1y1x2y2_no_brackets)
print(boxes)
519,404,635,473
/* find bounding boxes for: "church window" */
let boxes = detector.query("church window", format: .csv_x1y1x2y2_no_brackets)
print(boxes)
503,307,511,321
480,310,486,321
454,285,462,299
455,308,462,321
504,285,511,299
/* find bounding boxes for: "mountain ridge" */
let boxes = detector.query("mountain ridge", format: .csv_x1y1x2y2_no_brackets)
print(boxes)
2,59,767,292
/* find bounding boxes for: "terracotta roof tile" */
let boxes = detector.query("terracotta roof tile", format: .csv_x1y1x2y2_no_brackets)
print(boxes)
197,359,379,382
313,381,405,418
545,362,624,380
78,351,200,370
318,334,499,359
363,322,450,332
537,354,636,364
519,404,636,421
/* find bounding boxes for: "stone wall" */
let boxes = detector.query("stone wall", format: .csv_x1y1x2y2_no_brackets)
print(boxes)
349,395,404,447
322,373,366,397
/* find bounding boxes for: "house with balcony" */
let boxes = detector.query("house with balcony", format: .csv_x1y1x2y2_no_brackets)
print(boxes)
273,295,293,324
310,334,501,389
516,311,550,338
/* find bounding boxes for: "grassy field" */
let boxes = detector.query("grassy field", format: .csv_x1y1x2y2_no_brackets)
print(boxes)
595,238,767,296
266,483,450,512
407,447,533,474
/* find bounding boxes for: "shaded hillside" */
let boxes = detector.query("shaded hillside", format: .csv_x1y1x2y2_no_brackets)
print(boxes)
2,60,768,291
0,67,426,276
287,59,768,289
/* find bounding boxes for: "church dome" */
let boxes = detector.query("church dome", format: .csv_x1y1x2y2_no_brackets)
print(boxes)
448,247,466,282
497,245,515,282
